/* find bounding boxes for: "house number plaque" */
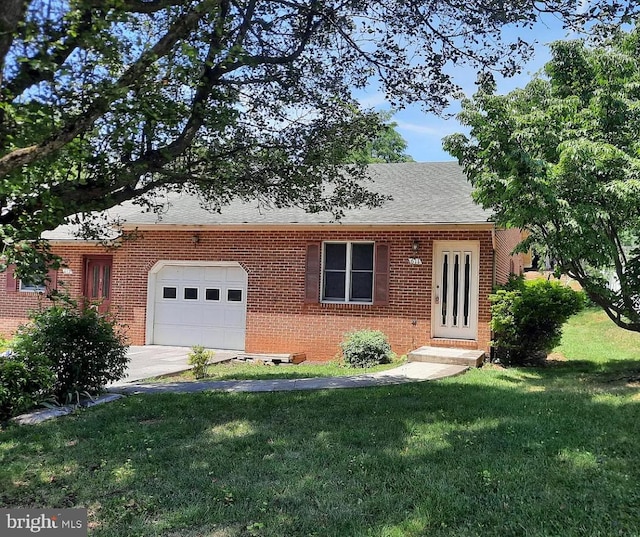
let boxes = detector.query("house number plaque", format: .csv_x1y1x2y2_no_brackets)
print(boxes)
408,258,423,265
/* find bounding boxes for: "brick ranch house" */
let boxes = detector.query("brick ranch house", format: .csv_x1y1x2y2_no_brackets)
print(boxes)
0,162,523,362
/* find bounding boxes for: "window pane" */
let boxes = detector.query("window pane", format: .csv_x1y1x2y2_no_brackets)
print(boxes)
206,288,220,301
464,253,471,327
102,265,110,299
323,272,346,300
351,272,373,301
441,253,448,325
163,287,177,299
92,266,100,298
227,289,242,302
351,243,374,270
19,280,45,293
452,253,459,326
324,243,347,270
184,287,198,300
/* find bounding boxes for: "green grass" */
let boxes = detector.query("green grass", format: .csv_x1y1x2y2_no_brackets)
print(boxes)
1,308,639,536
154,359,404,383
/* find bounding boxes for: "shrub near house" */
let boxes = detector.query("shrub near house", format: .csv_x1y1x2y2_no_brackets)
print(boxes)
0,302,129,419
341,329,393,368
490,277,585,366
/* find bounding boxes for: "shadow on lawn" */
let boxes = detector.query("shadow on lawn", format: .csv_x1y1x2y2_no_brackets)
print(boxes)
1,363,639,537
495,357,640,384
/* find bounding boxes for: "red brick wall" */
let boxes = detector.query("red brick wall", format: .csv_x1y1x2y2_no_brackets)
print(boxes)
494,228,525,285
0,229,495,361
0,244,91,337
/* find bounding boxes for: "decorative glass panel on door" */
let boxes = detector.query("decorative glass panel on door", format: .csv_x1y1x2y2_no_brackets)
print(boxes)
452,253,460,327
441,253,448,326
463,253,471,327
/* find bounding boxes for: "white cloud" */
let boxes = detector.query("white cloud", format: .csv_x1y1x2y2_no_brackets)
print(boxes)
394,120,454,137
356,92,390,109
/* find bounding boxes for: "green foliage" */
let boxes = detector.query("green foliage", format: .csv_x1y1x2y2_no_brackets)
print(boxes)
340,329,392,368
346,111,414,163
490,277,585,366
0,1,628,282
444,27,640,333
0,352,55,421
12,304,129,404
188,346,215,379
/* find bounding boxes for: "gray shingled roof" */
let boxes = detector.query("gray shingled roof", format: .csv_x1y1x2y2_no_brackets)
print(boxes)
45,162,491,240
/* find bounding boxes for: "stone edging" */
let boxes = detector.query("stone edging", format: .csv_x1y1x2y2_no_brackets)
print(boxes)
10,394,124,426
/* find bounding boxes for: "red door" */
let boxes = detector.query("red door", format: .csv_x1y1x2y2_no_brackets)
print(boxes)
84,257,112,312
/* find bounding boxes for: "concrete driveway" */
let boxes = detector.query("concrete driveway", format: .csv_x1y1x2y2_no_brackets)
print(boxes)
111,346,238,386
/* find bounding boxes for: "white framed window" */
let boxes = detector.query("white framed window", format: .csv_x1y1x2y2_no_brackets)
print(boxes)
322,242,374,303
227,289,243,302
19,280,46,293
184,287,198,300
162,286,177,299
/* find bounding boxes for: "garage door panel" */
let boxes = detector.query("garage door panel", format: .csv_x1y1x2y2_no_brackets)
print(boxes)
222,329,245,349
179,306,210,325
201,328,230,348
224,268,246,284
154,325,203,346
224,308,245,326
204,266,228,280
154,306,179,325
152,264,247,350
158,266,187,280
204,308,226,325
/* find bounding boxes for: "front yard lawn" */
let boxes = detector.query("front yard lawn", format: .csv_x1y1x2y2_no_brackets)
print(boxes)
1,308,639,536
153,358,404,383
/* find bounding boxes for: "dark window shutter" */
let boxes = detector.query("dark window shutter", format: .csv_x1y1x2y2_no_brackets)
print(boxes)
47,268,58,292
5,265,17,293
374,243,390,305
304,242,321,303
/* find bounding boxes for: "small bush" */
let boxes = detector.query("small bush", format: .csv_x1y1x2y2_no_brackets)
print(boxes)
0,336,11,352
490,277,585,366
12,304,129,404
0,352,55,421
188,346,215,379
341,329,392,368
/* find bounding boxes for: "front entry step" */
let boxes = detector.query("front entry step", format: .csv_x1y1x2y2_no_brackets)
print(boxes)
408,346,485,368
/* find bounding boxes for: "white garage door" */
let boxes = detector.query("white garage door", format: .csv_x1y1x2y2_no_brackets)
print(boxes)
151,264,247,349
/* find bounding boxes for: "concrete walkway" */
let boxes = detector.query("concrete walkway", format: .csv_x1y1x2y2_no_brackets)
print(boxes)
113,346,202,385
13,355,467,425
109,361,468,395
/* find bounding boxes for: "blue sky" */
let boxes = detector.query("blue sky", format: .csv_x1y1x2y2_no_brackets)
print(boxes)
361,17,574,162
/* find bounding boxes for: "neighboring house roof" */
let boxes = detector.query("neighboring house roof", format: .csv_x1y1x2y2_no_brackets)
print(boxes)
45,161,492,240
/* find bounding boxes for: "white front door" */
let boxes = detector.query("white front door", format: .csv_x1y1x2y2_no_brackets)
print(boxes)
432,241,479,340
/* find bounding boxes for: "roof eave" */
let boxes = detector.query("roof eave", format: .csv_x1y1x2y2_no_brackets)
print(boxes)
118,221,495,232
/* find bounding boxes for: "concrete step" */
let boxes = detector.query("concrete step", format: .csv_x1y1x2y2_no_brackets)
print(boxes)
408,346,485,368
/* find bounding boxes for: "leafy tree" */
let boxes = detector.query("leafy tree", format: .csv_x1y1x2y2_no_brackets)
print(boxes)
444,27,640,332
347,111,414,163
0,0,636,281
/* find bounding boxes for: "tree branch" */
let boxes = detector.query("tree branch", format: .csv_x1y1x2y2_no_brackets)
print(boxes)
84,0,186,13
0,1,215,178
0,0,28,87
4,8,94,99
